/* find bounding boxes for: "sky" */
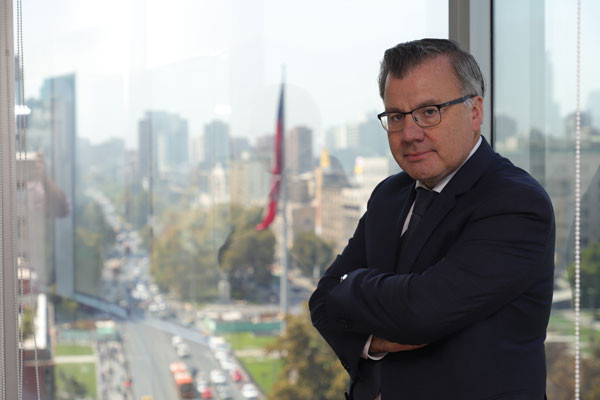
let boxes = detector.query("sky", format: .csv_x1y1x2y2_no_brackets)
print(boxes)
19,0,600,149
21,0,448,148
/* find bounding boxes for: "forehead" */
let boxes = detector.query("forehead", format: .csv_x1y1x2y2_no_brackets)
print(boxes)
384,56,461,106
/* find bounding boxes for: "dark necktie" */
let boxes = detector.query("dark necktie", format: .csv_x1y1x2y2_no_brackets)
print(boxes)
398,187,438,256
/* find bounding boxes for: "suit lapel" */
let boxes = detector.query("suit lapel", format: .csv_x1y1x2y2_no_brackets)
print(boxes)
396,137,497,273
397,191,456,273
386,185,416,273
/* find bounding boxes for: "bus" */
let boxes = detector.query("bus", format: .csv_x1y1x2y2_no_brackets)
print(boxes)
169,362,195,399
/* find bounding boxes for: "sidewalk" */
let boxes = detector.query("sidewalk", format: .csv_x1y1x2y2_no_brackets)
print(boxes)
96,339,133,400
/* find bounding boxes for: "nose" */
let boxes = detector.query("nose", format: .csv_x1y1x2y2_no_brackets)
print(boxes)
401,114,425,142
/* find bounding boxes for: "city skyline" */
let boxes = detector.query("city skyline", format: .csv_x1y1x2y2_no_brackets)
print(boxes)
19,0,600,153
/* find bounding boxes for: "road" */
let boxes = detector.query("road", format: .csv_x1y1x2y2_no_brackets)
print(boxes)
87,188,307,399
121,317,260,400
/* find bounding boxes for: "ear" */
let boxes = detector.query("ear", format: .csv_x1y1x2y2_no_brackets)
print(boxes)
470,96,484,132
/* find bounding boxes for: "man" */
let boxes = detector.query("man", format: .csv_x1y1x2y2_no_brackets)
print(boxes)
309,39,555,400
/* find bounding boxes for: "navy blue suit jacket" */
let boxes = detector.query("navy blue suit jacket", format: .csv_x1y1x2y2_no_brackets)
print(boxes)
309,138,555,399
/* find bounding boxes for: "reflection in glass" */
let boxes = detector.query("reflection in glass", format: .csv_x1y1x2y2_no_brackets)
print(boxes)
495,0,600,396
16,1,448,398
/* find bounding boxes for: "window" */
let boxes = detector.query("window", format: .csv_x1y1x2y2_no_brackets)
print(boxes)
6,1,448,399
494,0,600,396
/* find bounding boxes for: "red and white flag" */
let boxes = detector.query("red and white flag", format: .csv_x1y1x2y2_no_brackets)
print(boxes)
256,83,284,231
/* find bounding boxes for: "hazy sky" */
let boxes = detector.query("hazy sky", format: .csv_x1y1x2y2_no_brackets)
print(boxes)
22,0,448,148
20,0,600,148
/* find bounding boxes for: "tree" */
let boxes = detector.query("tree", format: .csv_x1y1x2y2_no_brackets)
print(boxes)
219,206,276,300
266,307,348,400
151,208,220,301
546,340,600,399
568,241,600,310
74,197,116,297
291,232,334,279
545,342,574,400
149,204,276,302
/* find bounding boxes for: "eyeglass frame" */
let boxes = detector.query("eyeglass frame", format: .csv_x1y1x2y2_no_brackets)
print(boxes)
377,94,477,132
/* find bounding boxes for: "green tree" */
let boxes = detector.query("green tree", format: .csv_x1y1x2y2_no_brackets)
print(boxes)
266,307,348,400
125,187,150,231
546,340,600,399
150,204,276,302
568,241,600,310
219,206,276,300
151,209,220,301
74,197,116,297
290,232,334,279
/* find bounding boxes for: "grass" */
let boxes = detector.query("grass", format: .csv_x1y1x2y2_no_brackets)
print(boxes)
238,356,284,394
55,362,96,399
580,326,600,343
548,311,600,336
547,310,600,355
222,332,278,350
223,332,283,394
55,343,94,356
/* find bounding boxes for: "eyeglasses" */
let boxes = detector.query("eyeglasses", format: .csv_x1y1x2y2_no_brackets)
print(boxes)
377,94,476,133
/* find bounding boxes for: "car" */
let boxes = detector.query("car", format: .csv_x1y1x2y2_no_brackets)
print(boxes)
215,385,233,400
209,369,226,385
218,357,236,371
176,343,190,358
196,375,208,392
149,283,160,295
240,383,259,399
214,350,228,361
171,335,183,348
230,368,243,382
200,385,213,399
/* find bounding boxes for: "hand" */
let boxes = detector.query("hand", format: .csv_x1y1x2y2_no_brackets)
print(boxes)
369,336,426,353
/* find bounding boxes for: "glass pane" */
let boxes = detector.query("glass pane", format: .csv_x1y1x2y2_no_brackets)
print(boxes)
494,0,600,396
17,1,448,399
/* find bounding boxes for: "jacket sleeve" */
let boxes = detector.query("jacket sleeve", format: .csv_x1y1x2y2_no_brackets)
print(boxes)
309,212,371,380
308,178,390,380
323,184,555,345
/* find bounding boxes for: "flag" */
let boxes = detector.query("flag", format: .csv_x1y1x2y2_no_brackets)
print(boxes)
256,83,284,231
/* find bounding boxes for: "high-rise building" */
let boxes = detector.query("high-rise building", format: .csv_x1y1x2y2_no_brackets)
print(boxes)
230,158,270,206
325,125,348,150
190,135,204,166
138,111,189,177
255,134,274,163
203,120,230,169
315,150,350,252
29,74,77,298
358,113,388,157
230,136,251,161
15,74,75,400
285,126,313,176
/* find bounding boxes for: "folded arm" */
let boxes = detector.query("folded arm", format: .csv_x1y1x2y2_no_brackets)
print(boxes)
325,187,555,345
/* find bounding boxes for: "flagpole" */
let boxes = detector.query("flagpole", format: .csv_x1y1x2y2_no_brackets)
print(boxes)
279,65,289,334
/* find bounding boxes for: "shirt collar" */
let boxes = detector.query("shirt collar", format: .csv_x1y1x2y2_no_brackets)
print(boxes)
416,136,482,193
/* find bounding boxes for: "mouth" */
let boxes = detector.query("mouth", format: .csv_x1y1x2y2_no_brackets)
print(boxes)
404,150,433,162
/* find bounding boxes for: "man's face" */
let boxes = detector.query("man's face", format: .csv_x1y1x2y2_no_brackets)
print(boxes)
383,55,483,188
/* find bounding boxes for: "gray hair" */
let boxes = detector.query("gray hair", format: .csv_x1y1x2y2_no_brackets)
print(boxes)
378,38,485,100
